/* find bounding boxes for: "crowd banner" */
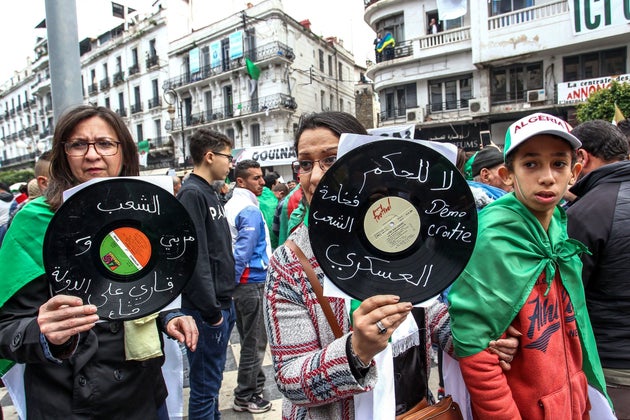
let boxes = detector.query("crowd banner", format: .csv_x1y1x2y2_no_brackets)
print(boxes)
234,142,296,167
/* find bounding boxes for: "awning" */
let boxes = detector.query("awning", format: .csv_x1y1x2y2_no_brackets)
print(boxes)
234,142,296,167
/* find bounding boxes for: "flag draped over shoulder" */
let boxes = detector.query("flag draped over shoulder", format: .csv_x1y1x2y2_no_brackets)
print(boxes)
376,33,395,53
612,103,625,126
0,196,54,374
448,193,610,404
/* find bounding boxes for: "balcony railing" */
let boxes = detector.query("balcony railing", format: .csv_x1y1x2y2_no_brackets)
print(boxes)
149,136,171,149
1,151,38,167
148,97,162,109
146,54,159,69
168,93,297,130
100,78,111,90
88,83,98,95
116,108,127,117
113,71,125,85
128,64,140,76
420,27,471,49
39,127,51,139
375,40,413,63
163,41,295,91
130,103,143,114
488,1,567,30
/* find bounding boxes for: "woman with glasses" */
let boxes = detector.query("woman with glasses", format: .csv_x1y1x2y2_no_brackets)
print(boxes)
263,111,518,419
0,105,198,419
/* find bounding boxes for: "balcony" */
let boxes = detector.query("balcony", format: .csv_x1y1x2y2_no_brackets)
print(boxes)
162,41,295,91
1,151,38,167
88,83,98,95
116,108,127,117
128,64,140,76
488,1,567,30
375,40,413,63
168,93,297,130
100,78,111,90
113,71,125,86
39,127,51,139
148,97,162,109
130,103,143,114
420,27,471,49
146,54,159,69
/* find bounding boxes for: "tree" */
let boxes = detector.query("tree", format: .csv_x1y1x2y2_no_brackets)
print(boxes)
576,80,630,123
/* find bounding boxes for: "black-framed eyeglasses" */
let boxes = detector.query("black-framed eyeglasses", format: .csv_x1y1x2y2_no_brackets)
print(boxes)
63,139,121,157
213,151,234,163
291,155,337,174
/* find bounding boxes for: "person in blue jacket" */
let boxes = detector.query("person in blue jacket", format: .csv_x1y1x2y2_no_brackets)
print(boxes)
224,159,272,414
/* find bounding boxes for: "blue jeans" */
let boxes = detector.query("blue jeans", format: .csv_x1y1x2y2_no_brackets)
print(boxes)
182,304,235,420
233,282,267,401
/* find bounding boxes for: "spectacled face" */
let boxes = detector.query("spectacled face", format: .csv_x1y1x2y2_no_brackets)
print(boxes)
499,135,580,230
238,167,265,196
66,116,123,184
208,147,233,182
296,127,339,205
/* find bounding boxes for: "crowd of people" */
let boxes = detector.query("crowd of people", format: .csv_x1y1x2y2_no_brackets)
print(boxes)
0,106,627,420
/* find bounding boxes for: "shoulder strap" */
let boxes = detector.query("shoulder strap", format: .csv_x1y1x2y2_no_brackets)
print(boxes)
285,240,343,339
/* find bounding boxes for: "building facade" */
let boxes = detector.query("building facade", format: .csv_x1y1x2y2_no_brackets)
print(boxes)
364,0,629,150
0,0,362,180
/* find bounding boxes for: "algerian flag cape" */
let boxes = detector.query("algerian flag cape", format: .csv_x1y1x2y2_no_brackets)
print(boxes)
448,193,611,406
0,196,53,375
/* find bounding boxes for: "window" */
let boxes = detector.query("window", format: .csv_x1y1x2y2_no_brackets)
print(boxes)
490,63,541,103
105,97,110,109
131,47,138,66
429,75,472,111
375,12,404,44
489,0,533,16
330,94,335,111
154,119,162,140
339,98,343,112
563,47,626,82
223,85,233,117
204,91,213,118
251,123,261,147
226,128,235,141
136,124,143,142
320,90,326,110
338,63,343,81
319,50,325,72
328,55,333,76
149,39,156,57
381,83,417,119
102,63,108,78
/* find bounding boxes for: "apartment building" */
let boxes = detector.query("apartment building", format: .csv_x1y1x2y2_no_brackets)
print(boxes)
0,0,363,180
364,0,629,150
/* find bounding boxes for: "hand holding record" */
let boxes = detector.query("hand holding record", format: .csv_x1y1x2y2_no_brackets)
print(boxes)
309,139,477,305
43,178,198,320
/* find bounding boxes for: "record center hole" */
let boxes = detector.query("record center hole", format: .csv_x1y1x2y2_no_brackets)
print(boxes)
99,227,152,276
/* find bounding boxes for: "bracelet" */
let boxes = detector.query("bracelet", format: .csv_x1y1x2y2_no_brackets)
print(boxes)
348,336,370,369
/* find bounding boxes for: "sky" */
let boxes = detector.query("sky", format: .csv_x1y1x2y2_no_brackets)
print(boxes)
0,0,375,83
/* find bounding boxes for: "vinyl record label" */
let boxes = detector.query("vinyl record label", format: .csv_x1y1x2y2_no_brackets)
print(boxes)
309,139,477,304
44,178,197,320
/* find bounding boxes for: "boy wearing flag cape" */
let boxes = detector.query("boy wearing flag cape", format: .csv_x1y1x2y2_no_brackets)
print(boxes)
448,113,613,419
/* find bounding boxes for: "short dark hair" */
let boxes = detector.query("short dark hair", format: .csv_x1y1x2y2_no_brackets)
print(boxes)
188,128,232,165
294,111,367,153
234,159,261,179
45,105,139,211
0,182,9,192
263,171,279,189
571,120,629,162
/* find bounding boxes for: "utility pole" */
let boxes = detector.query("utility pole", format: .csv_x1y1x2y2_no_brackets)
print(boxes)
45,0,83,123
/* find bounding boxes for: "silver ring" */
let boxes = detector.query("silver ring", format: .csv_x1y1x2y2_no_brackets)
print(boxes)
376,320,387,335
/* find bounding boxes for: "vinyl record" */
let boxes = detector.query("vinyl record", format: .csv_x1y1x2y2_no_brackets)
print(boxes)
43,178,197,320
309,140,477,304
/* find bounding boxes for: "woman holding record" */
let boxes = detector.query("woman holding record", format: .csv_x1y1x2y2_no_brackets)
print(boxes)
0,105,197,419
263,111,519,419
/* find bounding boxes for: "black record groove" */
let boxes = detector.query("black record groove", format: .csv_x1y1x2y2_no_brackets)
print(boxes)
309,140,477,305
44,178,197,320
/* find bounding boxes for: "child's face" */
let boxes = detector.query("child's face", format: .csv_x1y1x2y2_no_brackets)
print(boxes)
499,135,581,228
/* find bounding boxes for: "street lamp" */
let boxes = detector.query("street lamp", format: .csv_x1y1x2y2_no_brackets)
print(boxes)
163,88,186,170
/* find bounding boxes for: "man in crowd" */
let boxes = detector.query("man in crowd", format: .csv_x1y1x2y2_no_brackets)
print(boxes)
225,159,272,414
567,119,630,419
177,128,236,419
